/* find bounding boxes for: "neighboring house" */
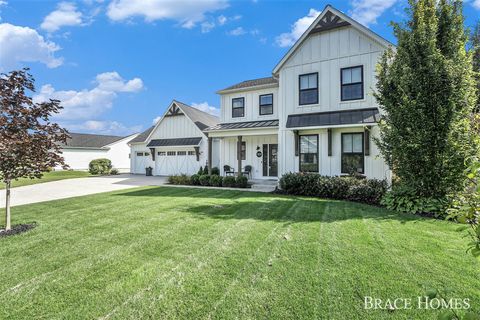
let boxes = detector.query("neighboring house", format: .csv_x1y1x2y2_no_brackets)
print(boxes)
58,132,138,171
129,100,219,175
204,5,392,181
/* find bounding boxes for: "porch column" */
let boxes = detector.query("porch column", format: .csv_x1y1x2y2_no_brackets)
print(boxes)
237,135,242,177
208,136,213,175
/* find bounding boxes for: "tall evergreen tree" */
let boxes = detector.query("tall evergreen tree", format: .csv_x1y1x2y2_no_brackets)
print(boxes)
375,0,478,198
471,21,480,112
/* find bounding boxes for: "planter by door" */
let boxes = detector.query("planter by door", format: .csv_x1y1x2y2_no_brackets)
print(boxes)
262,144,278,177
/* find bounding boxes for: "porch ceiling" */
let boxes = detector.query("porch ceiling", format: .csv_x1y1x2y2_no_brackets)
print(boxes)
286,108,380,129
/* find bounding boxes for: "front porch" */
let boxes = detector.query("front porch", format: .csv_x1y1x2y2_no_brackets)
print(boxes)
205,120,279,180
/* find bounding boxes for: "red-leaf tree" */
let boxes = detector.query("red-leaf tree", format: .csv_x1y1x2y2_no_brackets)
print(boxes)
0,69,69,231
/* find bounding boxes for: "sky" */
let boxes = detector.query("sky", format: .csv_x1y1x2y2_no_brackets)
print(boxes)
0,0,479,136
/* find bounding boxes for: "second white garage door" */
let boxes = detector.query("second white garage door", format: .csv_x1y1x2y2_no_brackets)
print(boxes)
155,150,201,176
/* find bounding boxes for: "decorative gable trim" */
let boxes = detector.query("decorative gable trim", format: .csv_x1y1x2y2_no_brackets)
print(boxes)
165,103,184,117
309,10,350,35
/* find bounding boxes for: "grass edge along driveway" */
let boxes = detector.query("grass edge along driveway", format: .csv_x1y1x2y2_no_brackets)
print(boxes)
0,186,478,319
0,170,92,189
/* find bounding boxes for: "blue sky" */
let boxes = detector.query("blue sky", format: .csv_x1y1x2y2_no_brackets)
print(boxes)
1,0,479,136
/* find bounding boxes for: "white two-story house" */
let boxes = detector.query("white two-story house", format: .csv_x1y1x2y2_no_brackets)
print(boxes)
205,5,392,181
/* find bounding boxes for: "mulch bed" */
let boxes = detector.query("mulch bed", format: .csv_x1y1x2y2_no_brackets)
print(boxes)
0,223,37,238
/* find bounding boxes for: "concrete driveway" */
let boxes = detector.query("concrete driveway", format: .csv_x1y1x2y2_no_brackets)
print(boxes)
0,174,168,208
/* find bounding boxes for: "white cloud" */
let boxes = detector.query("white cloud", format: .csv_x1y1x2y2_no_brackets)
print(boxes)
67,120,142,135
152,116,162,125
275,8,320,48
191,102,219,116
106,0,228,29
33,71,143,121
0,23,63,71
217,14,227,25
227,26,246,36
41,2,84,32
201,21,215,33
349,0,397,26
473,0,480,9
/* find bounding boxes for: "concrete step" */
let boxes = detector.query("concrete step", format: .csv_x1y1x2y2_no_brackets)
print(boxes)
250,180,278,192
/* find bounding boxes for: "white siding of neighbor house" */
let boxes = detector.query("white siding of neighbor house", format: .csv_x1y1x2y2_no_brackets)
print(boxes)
150,114,203,140
276,25,390,180
220,87,279,123
58,135,136,172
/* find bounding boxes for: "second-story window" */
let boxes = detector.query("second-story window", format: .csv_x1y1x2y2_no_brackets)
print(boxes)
232,97,245,118
259,94,273,115
341,66,364,101
299,73,318,105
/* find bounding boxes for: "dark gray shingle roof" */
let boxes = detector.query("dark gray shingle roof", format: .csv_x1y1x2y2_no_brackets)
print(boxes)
286,108,380,128
146,137,203,147
205,119,279,131
218,77,278,92
62,133,126,149
129,126,154,144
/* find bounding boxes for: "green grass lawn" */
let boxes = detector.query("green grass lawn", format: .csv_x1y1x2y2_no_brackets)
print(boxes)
0,187,478,319
0,170,92,189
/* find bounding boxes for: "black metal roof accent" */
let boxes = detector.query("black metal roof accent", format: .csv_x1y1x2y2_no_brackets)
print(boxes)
205,119,279,131
146,137,203,147
286,108,380,129
218,77,278,92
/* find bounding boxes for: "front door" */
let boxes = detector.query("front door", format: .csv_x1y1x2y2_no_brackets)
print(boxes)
262,144,278,177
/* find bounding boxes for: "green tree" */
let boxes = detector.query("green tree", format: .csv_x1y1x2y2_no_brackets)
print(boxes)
375,0,478,199
471,20,480,112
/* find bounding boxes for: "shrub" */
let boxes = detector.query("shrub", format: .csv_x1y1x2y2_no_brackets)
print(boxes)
168,174,191,185
279,172,387,205
88,158,112,175
190,174,200,185
110,168,119,175
203,165,209,175
211,167,220,175
381,185,447,216
197,167,204,175
210,175,223,187
236,175,248,188
199,175,211,186
223,176,236,188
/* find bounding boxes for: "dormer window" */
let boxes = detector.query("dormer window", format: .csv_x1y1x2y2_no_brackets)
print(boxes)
341,66,364,101
299,73,318,105
259,94,273,115
232,97,245,118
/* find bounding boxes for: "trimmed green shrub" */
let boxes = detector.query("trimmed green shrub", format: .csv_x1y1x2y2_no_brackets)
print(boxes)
210,175,223,187
190,174,200,185
211,167,220,175
236,175,248,188
197,167,204,175
110,168,119,175
88,158,112,175
279,172,387,205
203,165,209,175
168,174,191,185
223,176,236,188
199,175,211,186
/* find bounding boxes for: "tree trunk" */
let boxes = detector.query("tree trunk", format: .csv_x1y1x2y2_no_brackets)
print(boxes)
5,180,11,231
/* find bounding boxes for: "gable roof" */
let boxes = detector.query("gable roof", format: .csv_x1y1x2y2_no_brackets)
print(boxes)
217,77,278,94
272,4,393,75
142,100,219,143
129,126,154,144
62,133,127,149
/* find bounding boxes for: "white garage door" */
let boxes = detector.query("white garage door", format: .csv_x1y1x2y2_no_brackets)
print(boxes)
134,151,150,174
155,150,200,176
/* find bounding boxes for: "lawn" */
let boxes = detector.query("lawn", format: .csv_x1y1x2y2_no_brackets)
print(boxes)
0,187,478,319
0,170,92,189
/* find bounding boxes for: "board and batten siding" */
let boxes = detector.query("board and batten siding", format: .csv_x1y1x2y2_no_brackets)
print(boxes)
150,114,203,139
220,87,279,123
277,26,389,180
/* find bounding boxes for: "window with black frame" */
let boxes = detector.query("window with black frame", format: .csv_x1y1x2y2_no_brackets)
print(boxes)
259,94,273,115
341,133,364,174
299,73,318,105
299,135,318,172
341,66,363,101
232,97,245,118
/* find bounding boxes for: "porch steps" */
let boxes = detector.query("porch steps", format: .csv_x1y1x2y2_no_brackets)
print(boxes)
250,179,278,192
